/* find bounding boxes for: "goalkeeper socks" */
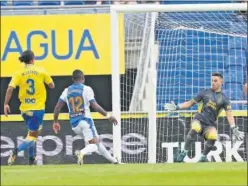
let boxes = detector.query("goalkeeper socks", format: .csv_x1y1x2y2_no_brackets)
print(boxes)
182,149,188,154
184,129,197,151
81,144,98,155
203,140,215,156
97,143,117,163
17,139,35,152
28,142,36,158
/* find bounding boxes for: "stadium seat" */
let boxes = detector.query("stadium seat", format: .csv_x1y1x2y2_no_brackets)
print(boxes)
84,1,97,4
13,1,34,6
186,45,227,54
101,1,113,4
64,1,84,5
231,104,241,110
228,37,247,50
223,86,243,100
137,1,157,3
160,1,193,4
157,77,205,87
228,49,246,58
157,86,200,95
225,83,243,90
241,104,247,110
224,83,243,100
0,0,7,6
224,70,243,84
225,56,247,68
186,37,228,47
223,89,243,100
226,64,246,72
181,59,224,69
38,1,60,5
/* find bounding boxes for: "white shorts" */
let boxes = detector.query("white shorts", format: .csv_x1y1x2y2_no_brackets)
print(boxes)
72,119,98,142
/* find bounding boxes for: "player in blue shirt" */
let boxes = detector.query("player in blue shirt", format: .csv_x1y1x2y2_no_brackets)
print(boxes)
53,70,119,164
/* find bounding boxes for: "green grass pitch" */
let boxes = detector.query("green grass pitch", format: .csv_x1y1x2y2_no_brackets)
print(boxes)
1,162,247,186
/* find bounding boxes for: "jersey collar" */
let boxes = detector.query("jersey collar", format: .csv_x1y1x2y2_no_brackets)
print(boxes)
25,64,34,68
73,82,84,85
211,88,222,93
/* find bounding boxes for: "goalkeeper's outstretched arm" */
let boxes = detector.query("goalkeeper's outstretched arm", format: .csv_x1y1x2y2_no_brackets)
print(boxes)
177,100,196,109
165,90,204,111
164,100,196,111
90,101,118,125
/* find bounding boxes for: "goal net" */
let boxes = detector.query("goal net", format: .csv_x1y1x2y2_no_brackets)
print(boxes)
111,3,247,163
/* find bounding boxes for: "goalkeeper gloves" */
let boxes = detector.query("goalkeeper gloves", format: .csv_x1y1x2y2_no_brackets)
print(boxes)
231,126,245,141
164,101,181,111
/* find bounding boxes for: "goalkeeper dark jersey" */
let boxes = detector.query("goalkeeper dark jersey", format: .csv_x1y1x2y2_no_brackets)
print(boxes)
192,88,231,126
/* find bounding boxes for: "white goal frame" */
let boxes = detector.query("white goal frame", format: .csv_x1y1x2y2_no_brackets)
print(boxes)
110,3,247,163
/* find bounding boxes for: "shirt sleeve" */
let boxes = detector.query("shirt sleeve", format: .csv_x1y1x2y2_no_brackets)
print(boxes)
192,91,204,103
43,70,53,85
85,86,96,103
58,88,68,103
223,96,232,111
9,73,20,88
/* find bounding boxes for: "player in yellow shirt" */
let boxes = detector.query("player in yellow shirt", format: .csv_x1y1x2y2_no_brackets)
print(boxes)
4,50,55,165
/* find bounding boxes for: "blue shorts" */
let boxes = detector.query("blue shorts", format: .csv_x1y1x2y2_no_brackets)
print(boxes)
22,110,45,131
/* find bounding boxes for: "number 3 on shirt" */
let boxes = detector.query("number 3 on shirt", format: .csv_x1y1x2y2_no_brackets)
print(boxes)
26,79,35,95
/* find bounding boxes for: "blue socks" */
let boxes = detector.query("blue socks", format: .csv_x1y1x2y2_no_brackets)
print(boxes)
28,142,36,158
17,139,35,152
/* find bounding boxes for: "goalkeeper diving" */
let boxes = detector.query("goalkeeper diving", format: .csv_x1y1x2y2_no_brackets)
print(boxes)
164,72,245,162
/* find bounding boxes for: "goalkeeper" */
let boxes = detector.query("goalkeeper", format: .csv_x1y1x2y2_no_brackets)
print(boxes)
164,72,245,162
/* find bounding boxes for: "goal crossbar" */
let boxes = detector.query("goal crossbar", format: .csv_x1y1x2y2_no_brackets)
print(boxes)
111,3,247,13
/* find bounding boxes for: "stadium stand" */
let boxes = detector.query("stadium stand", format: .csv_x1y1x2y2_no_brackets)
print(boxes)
155,0,247,111
1,0,247,111
12,1,34,6
64,1,85,5
38,1,60,5
0,0,245,6
0,0,7,6
102,1,113,4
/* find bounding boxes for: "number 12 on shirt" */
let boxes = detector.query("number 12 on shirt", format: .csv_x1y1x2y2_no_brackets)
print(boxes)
69,96,84,113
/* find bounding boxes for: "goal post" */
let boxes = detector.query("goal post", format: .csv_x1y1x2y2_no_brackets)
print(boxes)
111,8,122,162
111,3,247,163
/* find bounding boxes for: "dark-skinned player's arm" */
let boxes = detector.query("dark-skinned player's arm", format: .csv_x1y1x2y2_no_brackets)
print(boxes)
225,100,244,141
164,91,204,111
87,87,117,125
90,101,117,125
53,100,65,134
52,89,67,134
